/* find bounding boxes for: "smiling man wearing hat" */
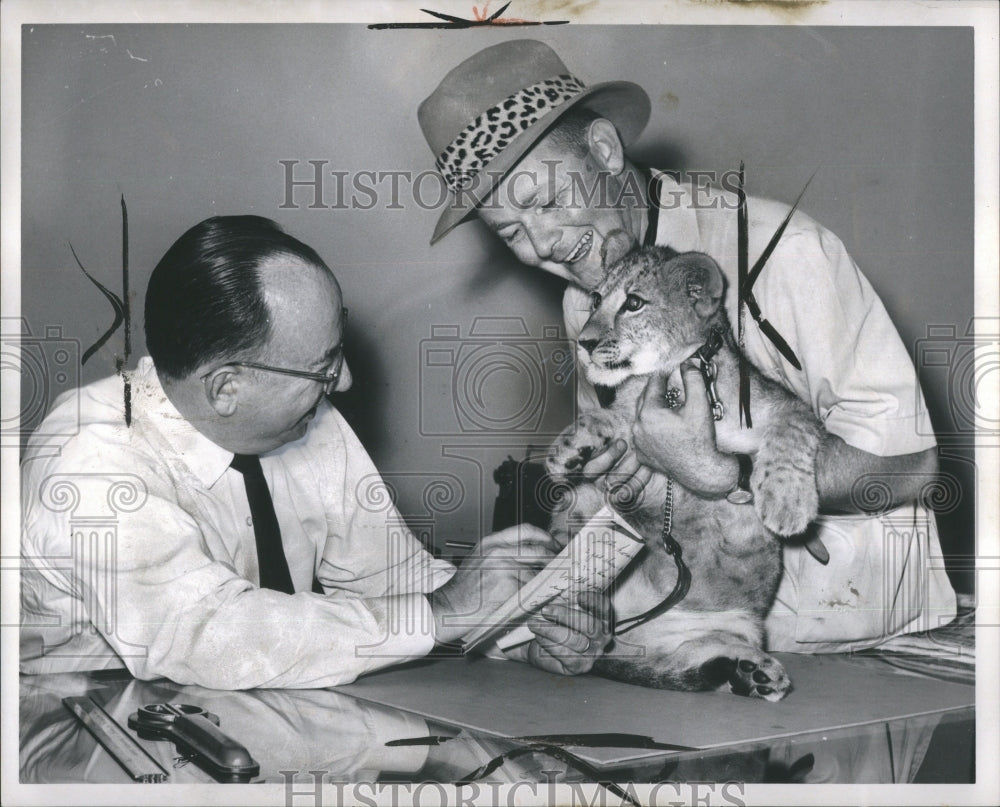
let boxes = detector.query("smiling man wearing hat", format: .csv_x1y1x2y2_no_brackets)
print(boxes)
419,39,956,656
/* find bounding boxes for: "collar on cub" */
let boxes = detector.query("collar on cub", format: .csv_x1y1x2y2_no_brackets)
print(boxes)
692,325,726,366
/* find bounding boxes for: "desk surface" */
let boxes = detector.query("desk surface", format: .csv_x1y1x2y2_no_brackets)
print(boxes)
335,651,974,766
19,648,974,786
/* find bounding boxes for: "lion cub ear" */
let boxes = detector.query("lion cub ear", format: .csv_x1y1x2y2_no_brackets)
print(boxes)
681,253,726,320
600,230,634,271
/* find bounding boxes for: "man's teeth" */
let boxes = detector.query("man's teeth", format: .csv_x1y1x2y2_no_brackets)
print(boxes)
565,231,593,263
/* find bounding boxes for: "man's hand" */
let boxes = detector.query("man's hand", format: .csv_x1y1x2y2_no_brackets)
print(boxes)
632,367,738,497
431,528,612,676
431,525,558,645
577,439,655,513
524,590,611,675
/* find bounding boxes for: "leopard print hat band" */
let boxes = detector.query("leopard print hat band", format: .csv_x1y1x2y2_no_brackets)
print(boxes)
420,41,651,243
436,74,587,193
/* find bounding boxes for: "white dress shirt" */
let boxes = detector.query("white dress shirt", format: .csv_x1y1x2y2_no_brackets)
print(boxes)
21,357,455,688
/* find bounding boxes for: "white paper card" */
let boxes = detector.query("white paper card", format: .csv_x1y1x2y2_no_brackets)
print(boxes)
462,506,646,653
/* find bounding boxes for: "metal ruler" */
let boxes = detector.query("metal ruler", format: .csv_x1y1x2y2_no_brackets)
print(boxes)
63,696,169,783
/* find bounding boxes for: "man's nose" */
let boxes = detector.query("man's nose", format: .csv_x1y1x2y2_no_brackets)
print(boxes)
526,223,559,259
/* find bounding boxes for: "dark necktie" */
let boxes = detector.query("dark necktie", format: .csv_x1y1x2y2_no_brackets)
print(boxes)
230,453,295,594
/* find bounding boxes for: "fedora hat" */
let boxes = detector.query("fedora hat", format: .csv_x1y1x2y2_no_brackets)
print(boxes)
419,39,651,244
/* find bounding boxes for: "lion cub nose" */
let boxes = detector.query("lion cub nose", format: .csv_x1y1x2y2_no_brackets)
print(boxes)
578,338,599,355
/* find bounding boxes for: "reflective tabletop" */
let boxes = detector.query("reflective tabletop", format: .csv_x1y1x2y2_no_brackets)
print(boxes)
19,657,974,787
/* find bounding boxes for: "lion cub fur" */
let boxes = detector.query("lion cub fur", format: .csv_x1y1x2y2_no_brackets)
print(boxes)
547,243,823,700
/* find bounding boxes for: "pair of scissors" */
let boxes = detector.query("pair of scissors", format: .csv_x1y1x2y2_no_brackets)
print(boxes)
128,702,260,782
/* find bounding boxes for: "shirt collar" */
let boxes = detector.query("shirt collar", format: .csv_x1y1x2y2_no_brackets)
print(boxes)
647,170,702,254
132,357,234,488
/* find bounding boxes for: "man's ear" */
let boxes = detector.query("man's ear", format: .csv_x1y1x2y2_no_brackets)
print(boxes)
681,253,726,320
585,118,626,175
601,229,634,271
203,366,240,417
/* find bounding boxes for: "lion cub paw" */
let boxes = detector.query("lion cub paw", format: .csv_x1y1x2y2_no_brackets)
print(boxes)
753,464,819,537
546,412,620,481
727,651,792,702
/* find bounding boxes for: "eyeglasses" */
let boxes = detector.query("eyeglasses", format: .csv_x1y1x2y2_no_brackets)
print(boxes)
231,349,346,394
203,307,348,394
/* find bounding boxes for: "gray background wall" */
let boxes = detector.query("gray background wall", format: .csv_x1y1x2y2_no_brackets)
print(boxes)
20,24,975,588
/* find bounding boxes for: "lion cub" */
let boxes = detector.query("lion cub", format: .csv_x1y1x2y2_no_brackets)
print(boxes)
547,241,823,700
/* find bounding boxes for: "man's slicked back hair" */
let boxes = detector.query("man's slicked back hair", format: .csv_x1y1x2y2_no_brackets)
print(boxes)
145,215,328,380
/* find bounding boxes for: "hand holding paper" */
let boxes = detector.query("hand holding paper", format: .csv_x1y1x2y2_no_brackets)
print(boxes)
430,524,559,646
460,507,647,655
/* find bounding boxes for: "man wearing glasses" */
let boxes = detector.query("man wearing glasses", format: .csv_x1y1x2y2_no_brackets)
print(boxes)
20,215,606,689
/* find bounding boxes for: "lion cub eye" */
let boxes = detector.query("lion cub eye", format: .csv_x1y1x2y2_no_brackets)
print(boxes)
622,294,646,313
590,292,603,311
